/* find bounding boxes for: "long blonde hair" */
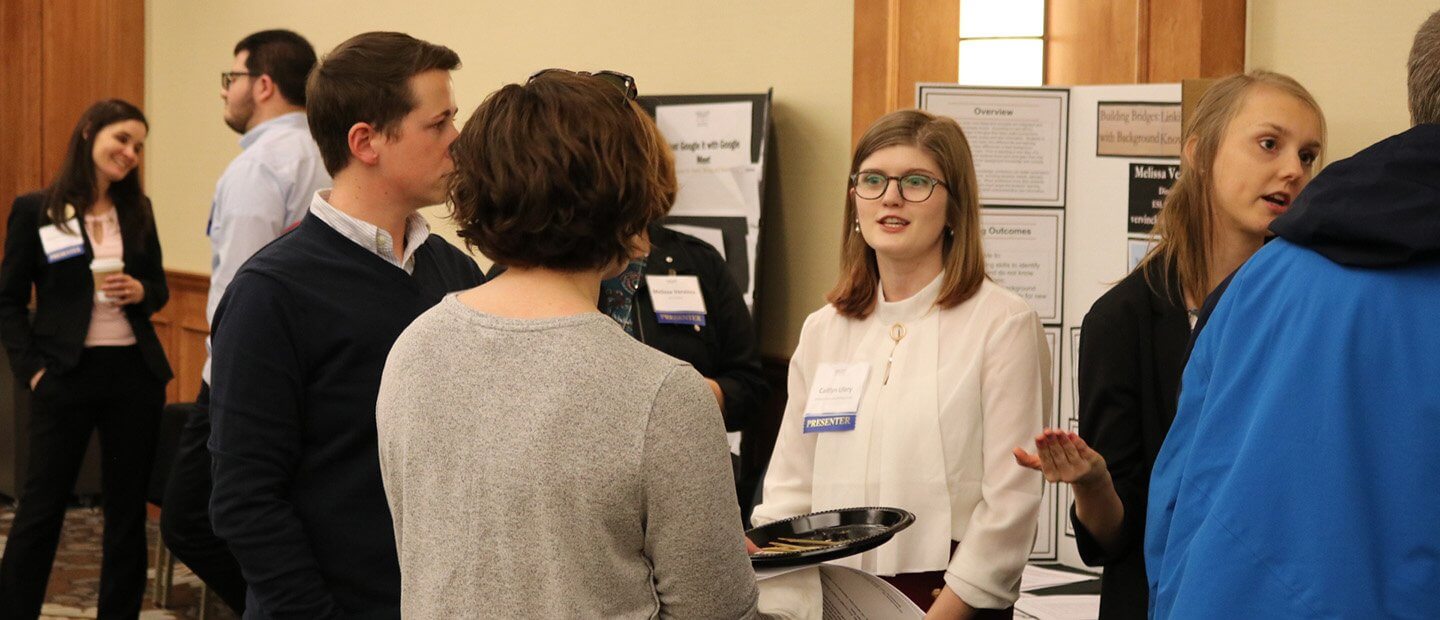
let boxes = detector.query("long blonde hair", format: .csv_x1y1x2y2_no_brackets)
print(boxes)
827,110,986,318
1139,71,1325,304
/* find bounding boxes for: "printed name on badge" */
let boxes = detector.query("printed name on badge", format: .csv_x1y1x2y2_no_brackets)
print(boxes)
39,218,85,263
802,362,870,433
646,275,707,326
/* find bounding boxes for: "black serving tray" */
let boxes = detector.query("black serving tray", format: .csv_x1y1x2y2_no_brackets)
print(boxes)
746,507,915,568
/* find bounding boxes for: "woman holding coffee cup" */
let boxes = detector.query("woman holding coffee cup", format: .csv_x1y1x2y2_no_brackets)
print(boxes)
0,99,171,617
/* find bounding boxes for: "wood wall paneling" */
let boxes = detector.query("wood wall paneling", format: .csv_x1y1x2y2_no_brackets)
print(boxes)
151,271,210,403
0,0,44,244
1045,0,1245,86
851,0,959,146
40,0,147,184
1197,0,1246,78
1046,0,1142,85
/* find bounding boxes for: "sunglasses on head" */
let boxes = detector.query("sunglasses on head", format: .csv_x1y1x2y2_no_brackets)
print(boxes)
527,68,638,100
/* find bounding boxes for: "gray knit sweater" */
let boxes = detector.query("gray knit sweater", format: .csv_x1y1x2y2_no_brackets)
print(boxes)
376,295,761,619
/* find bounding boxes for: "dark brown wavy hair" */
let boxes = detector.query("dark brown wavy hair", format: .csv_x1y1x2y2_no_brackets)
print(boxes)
448,71,676,272
827,109,986,318
44,99,153,238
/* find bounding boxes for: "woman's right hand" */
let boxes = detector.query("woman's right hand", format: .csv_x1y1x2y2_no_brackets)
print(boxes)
29,368,44,390
1012,428,1109,489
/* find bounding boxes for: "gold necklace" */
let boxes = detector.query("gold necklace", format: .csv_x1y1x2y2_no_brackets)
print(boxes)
882,322,906,385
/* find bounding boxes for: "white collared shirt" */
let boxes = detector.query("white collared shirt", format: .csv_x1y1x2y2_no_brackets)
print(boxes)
308,190,431,275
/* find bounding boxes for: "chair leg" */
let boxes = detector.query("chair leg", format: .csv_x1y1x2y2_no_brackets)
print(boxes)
199,583,211,620
151,535,175,608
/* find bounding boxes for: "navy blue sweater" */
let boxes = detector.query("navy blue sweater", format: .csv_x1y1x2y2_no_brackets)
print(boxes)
208,214,484,619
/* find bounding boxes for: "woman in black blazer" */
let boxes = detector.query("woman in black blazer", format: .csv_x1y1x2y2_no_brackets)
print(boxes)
1012,72,1326,618
629,222,768,520
0,99,170,618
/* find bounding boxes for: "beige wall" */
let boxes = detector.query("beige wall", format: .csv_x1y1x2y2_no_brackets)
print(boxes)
1248,1,1436,161
144,0,853,357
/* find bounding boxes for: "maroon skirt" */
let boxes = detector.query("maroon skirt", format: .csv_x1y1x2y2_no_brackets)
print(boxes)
877,542,1014,617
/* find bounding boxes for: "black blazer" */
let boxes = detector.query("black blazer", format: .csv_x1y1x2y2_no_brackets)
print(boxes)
633,223,768,433
0,191,172,384
1071,261,1189,620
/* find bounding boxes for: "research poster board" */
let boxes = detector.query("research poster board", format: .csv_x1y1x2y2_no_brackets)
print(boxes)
1058,83,1182,567
641,92,773,313
922,82,1181,569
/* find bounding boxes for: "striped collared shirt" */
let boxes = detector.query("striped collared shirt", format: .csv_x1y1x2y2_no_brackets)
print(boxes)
308,190,431,274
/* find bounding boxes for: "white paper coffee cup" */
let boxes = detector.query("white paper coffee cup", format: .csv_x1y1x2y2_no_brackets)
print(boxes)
91,258,124,303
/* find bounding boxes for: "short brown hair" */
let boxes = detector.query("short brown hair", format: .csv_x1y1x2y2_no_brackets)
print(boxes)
235,29,316,106
306,32,460,175
827,109,986,319
1409,10,1440,125
449,72,676,271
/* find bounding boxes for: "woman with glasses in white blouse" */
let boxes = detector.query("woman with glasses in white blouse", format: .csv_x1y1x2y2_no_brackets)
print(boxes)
753,109,1048,618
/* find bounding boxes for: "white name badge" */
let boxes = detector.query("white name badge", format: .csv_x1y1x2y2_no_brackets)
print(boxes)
645,275,707,326
39,218,85,263
802,362,870,433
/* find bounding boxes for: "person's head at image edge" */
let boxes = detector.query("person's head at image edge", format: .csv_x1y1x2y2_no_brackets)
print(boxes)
306,31,462,210
449,70,676,277
45,99,153,236
828,109,987,318
1141,70,1326,304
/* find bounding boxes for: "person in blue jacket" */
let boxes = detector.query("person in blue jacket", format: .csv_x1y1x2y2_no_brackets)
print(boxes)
1145,10,1440,618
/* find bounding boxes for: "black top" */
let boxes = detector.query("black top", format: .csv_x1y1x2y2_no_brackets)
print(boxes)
0,191,171,383
634,223,768,432
207,214,484,619
1071,261,1190,620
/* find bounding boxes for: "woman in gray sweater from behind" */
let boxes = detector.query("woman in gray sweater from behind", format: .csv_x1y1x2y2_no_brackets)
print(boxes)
375,70,762,619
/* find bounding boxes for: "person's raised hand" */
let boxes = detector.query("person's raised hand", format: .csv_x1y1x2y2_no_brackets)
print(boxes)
1012,429,1108,488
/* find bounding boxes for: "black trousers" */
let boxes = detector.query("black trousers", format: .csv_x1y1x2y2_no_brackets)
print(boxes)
158,383,246,612
0,346,164,619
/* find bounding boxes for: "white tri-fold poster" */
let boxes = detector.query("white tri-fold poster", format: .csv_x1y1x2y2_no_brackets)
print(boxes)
921,82,1182,571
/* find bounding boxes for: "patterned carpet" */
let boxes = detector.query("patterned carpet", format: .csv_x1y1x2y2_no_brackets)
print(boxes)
0,502,237,619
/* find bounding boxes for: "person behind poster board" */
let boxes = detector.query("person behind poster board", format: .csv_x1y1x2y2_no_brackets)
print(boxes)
1011,70,1325,619
753,109,1049,616
375,70,762,618
1141,13,1440,617
0,99,170,618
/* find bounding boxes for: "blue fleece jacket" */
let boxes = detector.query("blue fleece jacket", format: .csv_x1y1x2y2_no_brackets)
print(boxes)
1146,124,1440,619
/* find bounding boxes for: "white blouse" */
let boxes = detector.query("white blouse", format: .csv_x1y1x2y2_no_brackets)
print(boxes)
753,274,1048,609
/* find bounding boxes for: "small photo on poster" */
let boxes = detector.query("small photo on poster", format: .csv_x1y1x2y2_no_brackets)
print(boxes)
1128,162,1180,235
1128,236,1158,272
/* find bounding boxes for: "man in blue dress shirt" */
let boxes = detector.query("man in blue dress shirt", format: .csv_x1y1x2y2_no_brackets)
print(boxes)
160,29,330,613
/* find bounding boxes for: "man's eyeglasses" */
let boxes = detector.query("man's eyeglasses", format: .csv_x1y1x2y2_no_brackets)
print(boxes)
850,172,948,202
527,69,638,100
221,71,253,89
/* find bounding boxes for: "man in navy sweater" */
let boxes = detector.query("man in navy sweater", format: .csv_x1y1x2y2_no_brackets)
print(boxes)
207,32,483,619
